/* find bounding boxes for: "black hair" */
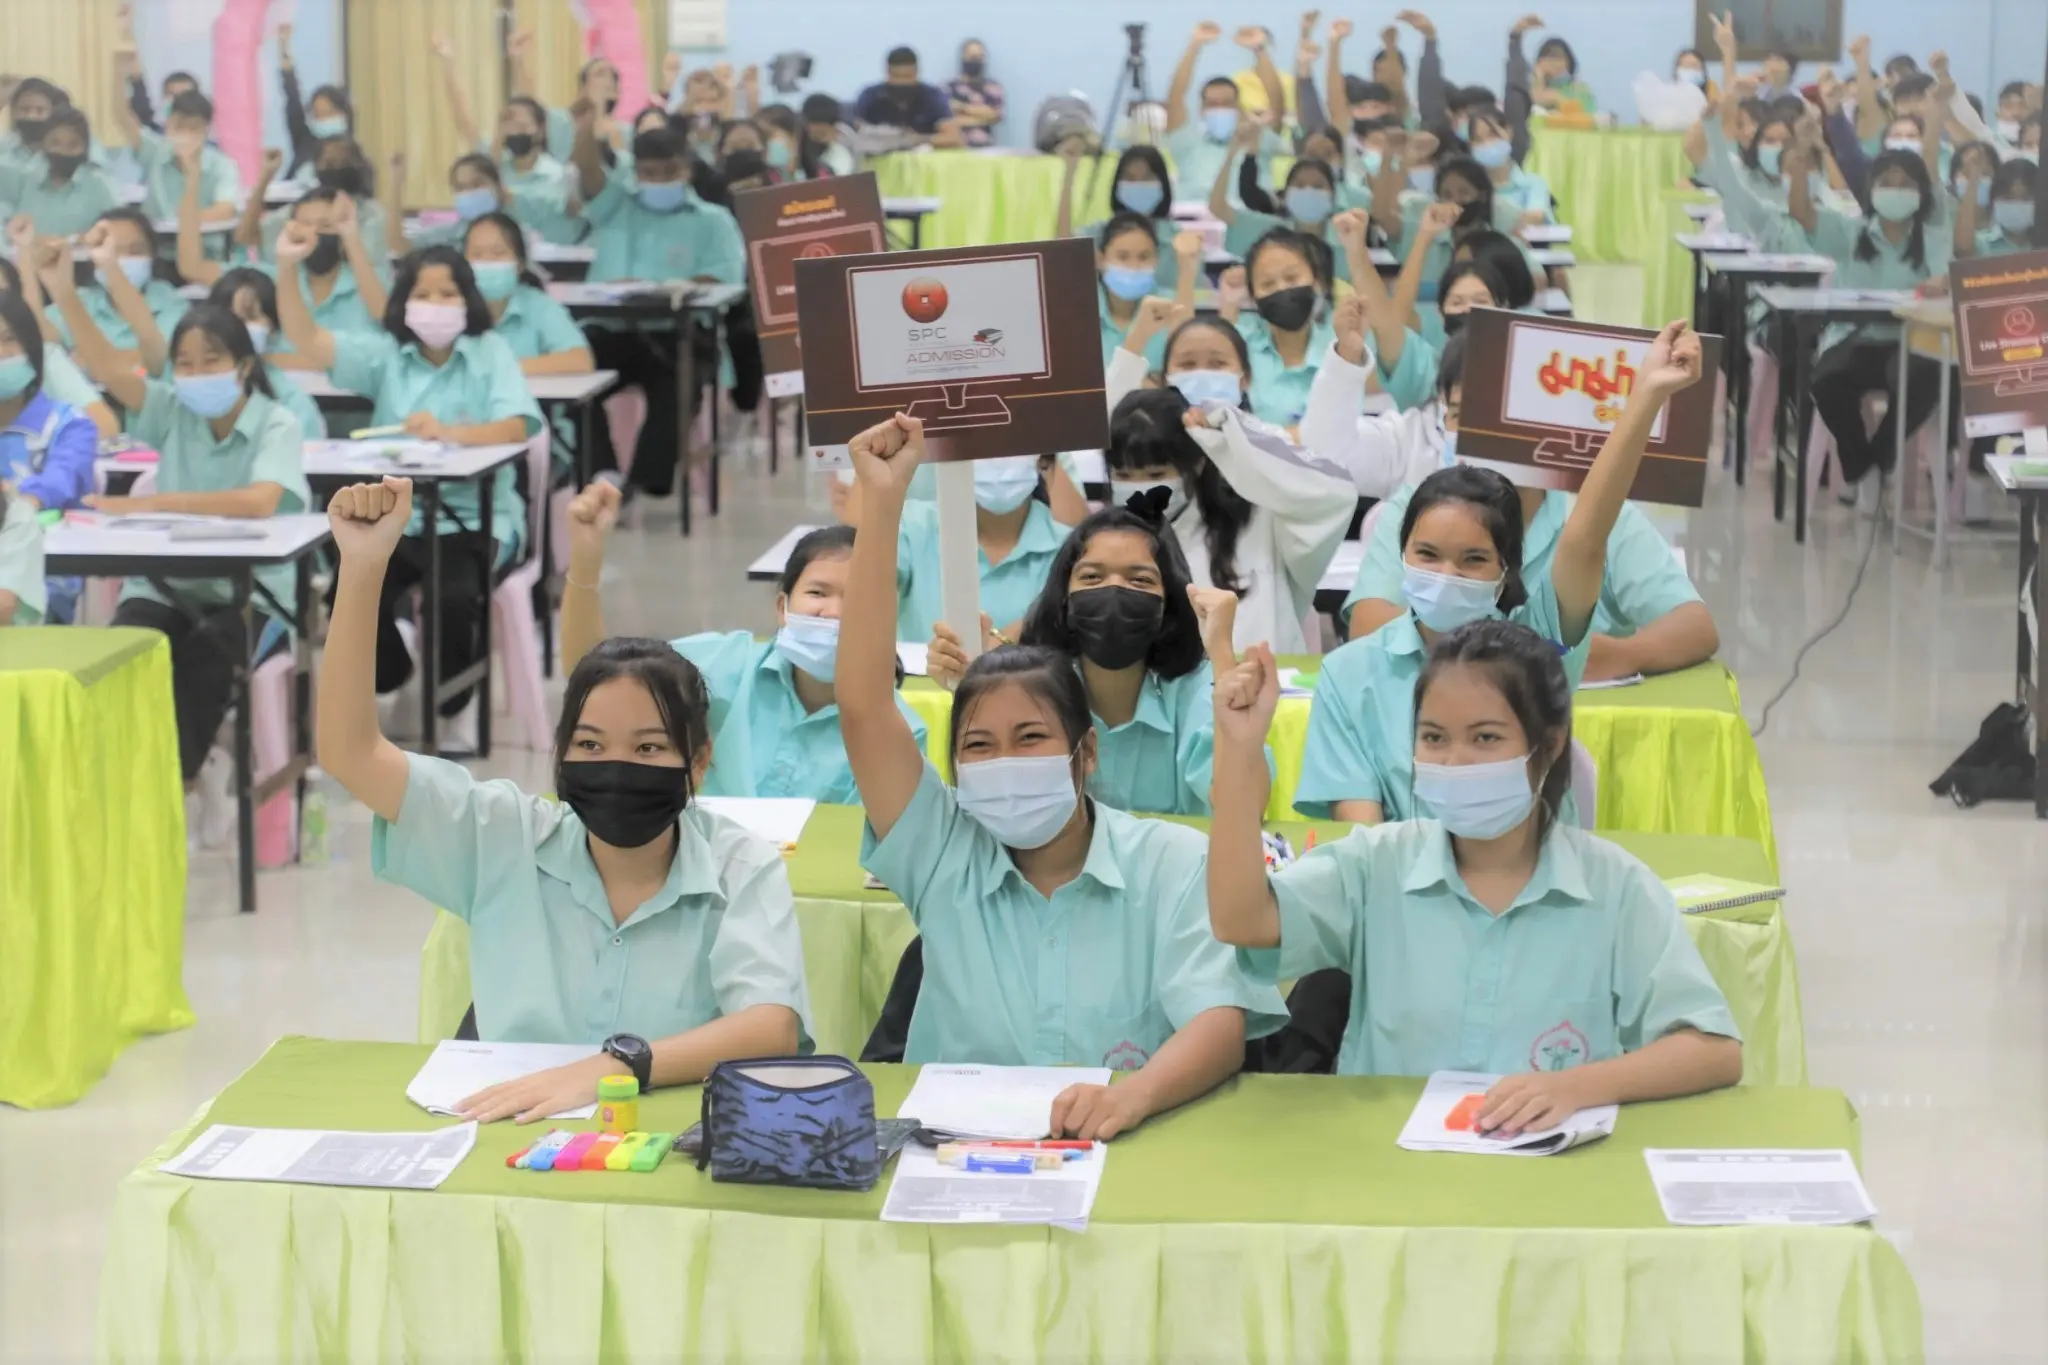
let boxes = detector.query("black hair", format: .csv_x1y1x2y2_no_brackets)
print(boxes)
167,303,277,401
552,637,713,788
1451,232,1532,309
209,266,283,333
1401,464,1529,614
886,45,918,68
451,152,503,188
718,117,768,155
10,78,65,113
43,106,91,149
382,247,493,344
1450,85,1498,114
777,524,855,597
1965,93,1985,121
1892,72,1937,104
1741,112,1795,172
1352,113,1403,140
1163,316,1253,403
95,206,160,259
633,127,688,165
1858,150,1934,270
949,643,1094,764
1374,47,1408,71
1200,76,1239,100
1989,157,2041,240
1768,94,1806,123
292,185,342,214
1997,81,2028,105
757,103,800,139
1950,140,2001,191
307,84,354,123
166,90,214,124
461,211,546,289
801,92,841,125
1019,504,1204,680
1109,144,1174,218
0,287,48,397
1675,48,1708,69
1283,155,1337,192
1536,38,1577,75
0,257,20,293
1737,96,1772,127
1348,77,1393,105
1435,329,1468,404
1097,210,1160,257
1438,261,1512,329
1244,225,1334,298
1107,385,1253,596
1468,106,1514,146
1435,156,1495,232
1415,618,1575,841
1297,125,1345,160
1765,48,1798,70
504,95,550,135
1883,55,1919,80
313,136,374,195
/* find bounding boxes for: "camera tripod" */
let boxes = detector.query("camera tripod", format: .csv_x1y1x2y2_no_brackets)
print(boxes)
1086,23,1154,210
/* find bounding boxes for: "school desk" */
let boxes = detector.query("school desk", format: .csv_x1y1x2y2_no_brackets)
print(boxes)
98,1036,1913,1364
0,627,193,1107
1705,253,1835,487
415,805,1807,1088
1891,300,2004,571
43,514,332,917
1521,126,1708,330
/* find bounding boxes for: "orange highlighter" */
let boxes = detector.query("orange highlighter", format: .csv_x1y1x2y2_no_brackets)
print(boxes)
580,1133,624,1170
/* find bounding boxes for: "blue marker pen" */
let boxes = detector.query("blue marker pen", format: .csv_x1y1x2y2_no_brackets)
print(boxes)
526,1131,578,1171
962,1155,1038,1175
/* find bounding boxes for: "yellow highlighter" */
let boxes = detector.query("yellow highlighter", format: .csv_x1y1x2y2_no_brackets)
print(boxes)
606,1132,650,1171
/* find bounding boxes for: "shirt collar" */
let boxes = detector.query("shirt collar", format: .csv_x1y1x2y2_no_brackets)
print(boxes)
1015,501,1067,556
224,390,273,444
1242,314,1337,372
1380,611,1426,658
1401,822,1592,911
1521,489,1570,560
534,800,727,928
402,331,483,366
1,390,57,438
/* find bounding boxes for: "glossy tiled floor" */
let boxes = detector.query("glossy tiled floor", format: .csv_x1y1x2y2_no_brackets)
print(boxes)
5,368,2045,1363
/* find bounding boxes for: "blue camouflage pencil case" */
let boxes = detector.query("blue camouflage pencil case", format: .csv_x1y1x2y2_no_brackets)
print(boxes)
695,1056,881,1191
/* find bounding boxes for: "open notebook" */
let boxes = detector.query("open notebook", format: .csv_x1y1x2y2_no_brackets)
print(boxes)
1662,874,1786,914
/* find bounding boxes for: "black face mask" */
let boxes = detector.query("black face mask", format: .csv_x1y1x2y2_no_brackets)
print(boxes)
557,759,692,849
15,117,48,144
305,234,343,276
1442,309,1471,337
44,152,85,179
504,133,536,157
317,168,364,196
961,59,986,79
1253,284,1318,332
1067,585,1166,670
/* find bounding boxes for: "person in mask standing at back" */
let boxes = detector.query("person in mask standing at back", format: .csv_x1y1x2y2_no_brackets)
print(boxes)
946,39,1006,148
854,47,964,148
1165,22,1287,208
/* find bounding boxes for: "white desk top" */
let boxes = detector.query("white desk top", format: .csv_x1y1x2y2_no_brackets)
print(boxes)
1681,201,1720,221
531,242,595,265
882,197,943,214
547,280,749,311
1519,224,1574,245
301,439,527,479
151,217,234,237
1986,452,2048,491
1752,286,1914,312
1893,298,1955,329
749,523,824,578
293,369,618,402
266,184,306,206
45,512,332,563
1677,231,1755,252
1538,287,1573,315
1317,538,1366,594
1704,253,1834,275
1529,248,1576,269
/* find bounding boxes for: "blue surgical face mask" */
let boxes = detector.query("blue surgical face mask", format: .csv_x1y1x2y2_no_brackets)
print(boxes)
1284,185,1334,222
637,180,690,212
1871,186,1922,223
1408,166,1437,195
1115,179,1164,214
453,186,497,221
1203,108,1239,142
1994,199,2037,235
243,322,270,354
104,256,154,291
773,608,840,681
1414,754,1540,840
1756,144,1784,176
469,259,520,301
1360,148,1384,176
1678,67,1707,88
1402,561,1504,632
1967,180,1991,208
954,751,1080,849
308,115,349,140
1472,140,1513,170
972,455,1041,513
1101,265,1155,302
1436,421,1459,467
1167,368,1243,408
175,370,245,420
0,354,34,399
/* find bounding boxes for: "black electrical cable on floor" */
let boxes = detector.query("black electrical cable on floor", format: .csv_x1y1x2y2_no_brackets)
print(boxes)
1749,480,1885,738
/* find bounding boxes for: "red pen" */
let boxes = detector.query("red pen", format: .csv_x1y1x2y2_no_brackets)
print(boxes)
1306,829,1317,851
981,1140,1093,1150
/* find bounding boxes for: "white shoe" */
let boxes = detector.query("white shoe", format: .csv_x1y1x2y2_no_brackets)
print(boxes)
381,619,423,742
196,746,237,850
184,790,203,854
438,695,479,757
1856,472,1885,518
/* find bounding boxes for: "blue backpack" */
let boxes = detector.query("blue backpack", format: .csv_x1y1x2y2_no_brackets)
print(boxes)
695,1056,881,1191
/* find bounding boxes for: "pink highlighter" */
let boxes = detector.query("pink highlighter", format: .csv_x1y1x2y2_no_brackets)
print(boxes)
550,1133,600,1170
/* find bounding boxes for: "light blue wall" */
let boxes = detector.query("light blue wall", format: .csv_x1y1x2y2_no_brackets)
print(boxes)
722,1,2047,147
129,0,343,151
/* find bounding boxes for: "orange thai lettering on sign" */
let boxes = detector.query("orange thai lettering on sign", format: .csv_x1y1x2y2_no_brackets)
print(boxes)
1537,347,1637,422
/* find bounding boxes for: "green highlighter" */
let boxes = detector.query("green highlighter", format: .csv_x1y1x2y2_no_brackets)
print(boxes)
605,1132,649,1170
630,1133,673,1171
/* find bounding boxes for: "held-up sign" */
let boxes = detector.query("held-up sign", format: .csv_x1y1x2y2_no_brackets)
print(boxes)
1949,249,2048,441
730,173,888,398
794,237,1108,467
1455,308,1721,507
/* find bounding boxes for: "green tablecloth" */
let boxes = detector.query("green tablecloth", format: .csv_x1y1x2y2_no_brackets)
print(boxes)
97,1036,1919,1363
1523,125,1698,328
871,151,1122,251
418,805,1806,1086
0,627,192,1108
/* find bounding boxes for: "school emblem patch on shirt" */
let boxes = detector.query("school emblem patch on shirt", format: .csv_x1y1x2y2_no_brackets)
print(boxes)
1103,1040,1149,1072
1530,1020,1589,1071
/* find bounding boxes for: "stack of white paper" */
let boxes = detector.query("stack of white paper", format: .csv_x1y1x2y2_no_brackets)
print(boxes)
898,1063,1111,1139
159,1122,477,1190
1644,1149,1878,1225
1578,673,1645,691
880,1139,1106,1228
1276,668,1315,698
695,796,818,849
1396,1071,1617,1156
405,1040,604,1120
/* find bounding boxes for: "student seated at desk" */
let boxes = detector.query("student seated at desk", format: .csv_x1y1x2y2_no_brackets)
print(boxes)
0,287,101,512
1958,156,2039,256
276,236,542,749
1212,127,1353,282
384,153,570,255
31,212,186,368
1364,204,1511,410
1302,321,1708,823
187,269,329,439
1376,156,1541,313
1106,305,1356,654
1219,228,1339,428
0,79,68,172
0,481,44,625
0,258,118,439
1470,108,1552,228
184,181,388,370
45,253,311,815
1055,145,1182,290
1209,622,1741,1113
320,477,810,1120
460,211,595,474
0,107,116,237
1092,212,1196,372
839,414,1285,1135
431,52,581,242
277,21,354,184
1163,22,1286,205
110,85,239,226
928,496,1239,816
245,138,387,265
562,482,929,803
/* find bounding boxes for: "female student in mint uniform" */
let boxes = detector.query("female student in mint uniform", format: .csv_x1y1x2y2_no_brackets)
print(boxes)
43,244,311,796
459,211,595,474
0,256,119,438
318,476,811,1122
278,19,354,183
1363,202,1509,410
198,269,328,438
928,495,1237,816
0,287,100,514
0,479,44,625
837,411,1285,1138
1297,320,1709,824
1211,131,1354,283
1093,213,1195,371
183,184,389,370
1469,107,1553,228
276,235,542,742
1226,229,1338,428
1105,302,1356,654
559,481,931,802
1958,157,2040,256
1057,145,1185,291
1208,620,1741,1116
0,106,116,237
36,211,187,365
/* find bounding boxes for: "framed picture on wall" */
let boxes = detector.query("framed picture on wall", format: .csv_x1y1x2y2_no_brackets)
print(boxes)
1694,0,1842,62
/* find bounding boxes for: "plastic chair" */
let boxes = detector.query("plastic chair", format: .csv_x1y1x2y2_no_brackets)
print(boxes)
603,388,646,482
488,433,556,751
1569,737,1598,827
251,651,299,867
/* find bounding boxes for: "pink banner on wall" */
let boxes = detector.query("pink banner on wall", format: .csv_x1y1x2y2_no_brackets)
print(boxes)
577,0,650,123
211,0,274,184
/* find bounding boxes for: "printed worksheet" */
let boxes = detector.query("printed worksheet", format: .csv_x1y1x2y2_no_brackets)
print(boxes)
1644,1149,1878,1225
1396,1071,1617,1155
880,1141,1106,1228
406,1041,603,1120
898,1064,1111,1139
160,1123,477,1191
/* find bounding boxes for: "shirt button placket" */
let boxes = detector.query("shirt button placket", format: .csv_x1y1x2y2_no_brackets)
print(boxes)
1033,904,1067,1064
1459,916,1508,1070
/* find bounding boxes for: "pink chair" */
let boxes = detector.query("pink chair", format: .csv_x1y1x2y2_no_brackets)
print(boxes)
251,652,299,867
603,389,646,481
488,434,557,751
1743,345,1779,477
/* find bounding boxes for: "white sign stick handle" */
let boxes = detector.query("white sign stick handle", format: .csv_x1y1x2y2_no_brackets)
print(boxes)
2025,426,2048,459
935,461,983,665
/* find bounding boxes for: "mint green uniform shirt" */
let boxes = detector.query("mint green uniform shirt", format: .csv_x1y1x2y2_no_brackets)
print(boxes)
1079,216,1183,290
1295,582,1590,822
582,172,744,285
45,279,189,352
1491,165,1554,224
328,329,543,557
1976,227,2034,256
489,284,591,472
257,261,382,357
895,497,1067,643
37,345,104,414
671,630,930,803
117,382,311,613
1223,209,1355,282
1785,202,1953,353
862,764,1286,1067
0,164,118,236
1235,312,1338,427
264,364,328,439
1089,664,1220,816
1163,123,1284,211
500,153,584,245
257,201,389,267
1247,819,1739,1076
1379,327,1441,412
0,495,46,624
1099,288,1169,372
132,129,243,221
1343,484,1701,636
373,752,814,1047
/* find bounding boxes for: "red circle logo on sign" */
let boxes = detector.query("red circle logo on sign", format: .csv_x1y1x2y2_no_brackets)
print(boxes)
901,276,949,324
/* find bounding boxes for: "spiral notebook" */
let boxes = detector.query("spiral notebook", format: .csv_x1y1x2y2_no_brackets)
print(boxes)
1661,874,1786,914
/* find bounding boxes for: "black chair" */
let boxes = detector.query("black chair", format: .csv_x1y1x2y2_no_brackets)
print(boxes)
860,938,923,1063
1244,969,1351,1074
454,1004,479,1041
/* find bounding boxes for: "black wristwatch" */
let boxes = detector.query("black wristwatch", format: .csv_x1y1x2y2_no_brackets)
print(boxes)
601,1033,652,1093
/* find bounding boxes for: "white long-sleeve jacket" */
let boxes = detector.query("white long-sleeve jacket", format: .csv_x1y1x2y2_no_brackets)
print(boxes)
1297,341,1449,497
